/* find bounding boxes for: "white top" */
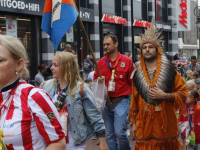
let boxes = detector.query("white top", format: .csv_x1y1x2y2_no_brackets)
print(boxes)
0,81,65,150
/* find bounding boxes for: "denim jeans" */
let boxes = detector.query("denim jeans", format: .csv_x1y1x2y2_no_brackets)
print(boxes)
102,97,131,150
188,144,200,150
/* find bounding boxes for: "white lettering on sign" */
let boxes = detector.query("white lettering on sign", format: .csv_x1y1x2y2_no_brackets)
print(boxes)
133,19,151,28
0,0,39,12
80,11,91,19
162,24,171,30
101,14,127,25
51,0,62,28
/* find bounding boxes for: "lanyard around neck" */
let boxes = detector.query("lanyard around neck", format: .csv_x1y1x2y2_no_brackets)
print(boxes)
106,59,119,70
188,106,195,131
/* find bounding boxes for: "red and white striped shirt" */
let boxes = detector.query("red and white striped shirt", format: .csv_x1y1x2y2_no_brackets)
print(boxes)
0,80,65,150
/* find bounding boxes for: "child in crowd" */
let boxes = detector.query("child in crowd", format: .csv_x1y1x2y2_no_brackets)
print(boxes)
187,80,196,91
191,71,199,80
179,90,200,150
195,79,200,92
195,79,200,104
85,78,93,89
186,70,193,81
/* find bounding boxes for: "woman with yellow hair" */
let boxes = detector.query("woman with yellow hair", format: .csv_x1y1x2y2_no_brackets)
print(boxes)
0,35,66,150
41,52,108,150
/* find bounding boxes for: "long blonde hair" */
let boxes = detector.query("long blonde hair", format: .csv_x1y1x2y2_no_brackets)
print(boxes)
0,35,29,80
55,51,83,96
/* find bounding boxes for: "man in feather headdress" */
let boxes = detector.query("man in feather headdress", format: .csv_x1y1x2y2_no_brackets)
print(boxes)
129,21,187,150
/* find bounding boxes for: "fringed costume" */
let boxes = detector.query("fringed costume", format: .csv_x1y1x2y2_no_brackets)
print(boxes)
129,21,187,150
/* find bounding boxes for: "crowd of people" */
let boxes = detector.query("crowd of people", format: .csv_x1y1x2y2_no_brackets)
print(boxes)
0,20,200,150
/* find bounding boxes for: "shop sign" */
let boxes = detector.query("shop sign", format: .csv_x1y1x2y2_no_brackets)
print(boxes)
175,60,186,65
155,21,172,32
133,19,172,32
176,0,191,31
101,14,127,25
0,0,45,16
0,29,1,34
133,19,151,28
80,7,94,22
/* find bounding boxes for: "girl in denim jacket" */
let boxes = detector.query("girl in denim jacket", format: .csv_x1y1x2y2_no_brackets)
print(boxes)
41,52,108,150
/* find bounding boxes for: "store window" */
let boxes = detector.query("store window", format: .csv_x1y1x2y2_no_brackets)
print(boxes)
102,0,121,16
80,0,89,8
133,0,147,20
0,15,32,59
156,0,168,22
60,24,77,54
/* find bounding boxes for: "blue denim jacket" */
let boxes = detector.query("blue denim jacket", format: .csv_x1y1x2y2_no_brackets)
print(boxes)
40,79,105,146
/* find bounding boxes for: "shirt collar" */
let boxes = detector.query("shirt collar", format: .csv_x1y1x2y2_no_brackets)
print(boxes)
186,103,198,111
105,51,122,62
0,78,19,92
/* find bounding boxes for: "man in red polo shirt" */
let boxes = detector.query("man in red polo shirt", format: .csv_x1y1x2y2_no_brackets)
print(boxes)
94,34,133,150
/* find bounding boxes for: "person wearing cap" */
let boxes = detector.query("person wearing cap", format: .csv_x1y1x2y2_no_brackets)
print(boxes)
129,21,187,150
85,77,92,88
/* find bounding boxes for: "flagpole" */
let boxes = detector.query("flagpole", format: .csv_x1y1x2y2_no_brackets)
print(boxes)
77,15,102,77
73,1,112,104
77,15,112,104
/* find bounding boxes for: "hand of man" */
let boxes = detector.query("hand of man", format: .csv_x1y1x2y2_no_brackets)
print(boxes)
97,77,105,84
149,87,166,100
98,137,108,150
131,123,137,138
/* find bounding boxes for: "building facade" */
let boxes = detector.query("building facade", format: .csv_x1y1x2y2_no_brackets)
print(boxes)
178,0,199,59
0,0,198,79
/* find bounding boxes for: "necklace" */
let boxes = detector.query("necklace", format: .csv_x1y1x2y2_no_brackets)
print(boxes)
147,69,156,83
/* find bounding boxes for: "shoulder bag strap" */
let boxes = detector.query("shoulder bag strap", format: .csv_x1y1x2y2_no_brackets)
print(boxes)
79,83,84,100
41,81,46,88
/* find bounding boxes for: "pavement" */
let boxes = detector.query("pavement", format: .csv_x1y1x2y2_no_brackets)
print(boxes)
85,124,185,150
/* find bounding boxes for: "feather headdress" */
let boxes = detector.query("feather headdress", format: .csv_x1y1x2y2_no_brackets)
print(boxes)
140,20,164,49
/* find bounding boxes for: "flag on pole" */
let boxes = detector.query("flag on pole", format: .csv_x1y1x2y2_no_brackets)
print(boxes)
41,0,78,50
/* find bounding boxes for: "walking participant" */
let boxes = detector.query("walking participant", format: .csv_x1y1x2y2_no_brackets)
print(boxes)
0,35,66,150
178,90,200,150
129,21,187,150
41,52,108,150
94,34,134,150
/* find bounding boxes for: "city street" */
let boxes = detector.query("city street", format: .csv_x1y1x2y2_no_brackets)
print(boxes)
85,124,185,150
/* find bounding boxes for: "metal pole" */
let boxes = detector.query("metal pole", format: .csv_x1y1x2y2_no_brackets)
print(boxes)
73,0,112,104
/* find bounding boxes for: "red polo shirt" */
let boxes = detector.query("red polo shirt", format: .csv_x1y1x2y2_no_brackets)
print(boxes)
94,51,134,98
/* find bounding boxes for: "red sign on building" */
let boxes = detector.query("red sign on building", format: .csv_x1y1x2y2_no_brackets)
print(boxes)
179,0,187,28
101,14,127,25
0,29,1,34
175,60,186,65
133,19,151,28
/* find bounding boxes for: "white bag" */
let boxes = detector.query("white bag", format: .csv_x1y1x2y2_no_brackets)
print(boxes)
92,78,107,112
